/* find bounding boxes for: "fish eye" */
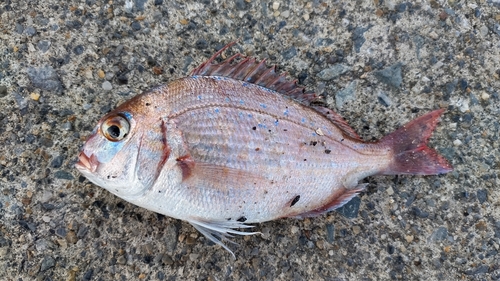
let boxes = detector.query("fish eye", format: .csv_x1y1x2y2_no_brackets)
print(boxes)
101,114,130,142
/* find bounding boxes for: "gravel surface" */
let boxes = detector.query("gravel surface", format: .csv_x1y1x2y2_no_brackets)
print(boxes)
1,0,499,280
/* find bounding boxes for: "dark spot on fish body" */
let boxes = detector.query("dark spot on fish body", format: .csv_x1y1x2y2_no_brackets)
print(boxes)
290,195,300,207
325,149,331,154
226,218,231,221
341,138,344,142
252,126,256,130
255,147,260,151
145,102,151,106
310,141,318,146
237,216,247,222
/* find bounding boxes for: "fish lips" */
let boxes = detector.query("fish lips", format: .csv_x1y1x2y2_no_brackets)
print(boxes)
75,151,100,173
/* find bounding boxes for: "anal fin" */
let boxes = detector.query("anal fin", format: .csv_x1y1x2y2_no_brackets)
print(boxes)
293,184,367,218
187,219,261,257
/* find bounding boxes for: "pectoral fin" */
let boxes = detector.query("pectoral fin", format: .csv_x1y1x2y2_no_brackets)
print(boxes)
176,156,267,193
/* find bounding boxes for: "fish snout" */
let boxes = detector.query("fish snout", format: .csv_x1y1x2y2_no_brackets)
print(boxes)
75,151,99,173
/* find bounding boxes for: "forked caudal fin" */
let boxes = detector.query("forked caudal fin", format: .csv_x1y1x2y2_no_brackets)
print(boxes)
380,109,453,175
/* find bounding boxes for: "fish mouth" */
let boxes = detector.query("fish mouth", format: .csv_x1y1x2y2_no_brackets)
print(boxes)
75,151,99,173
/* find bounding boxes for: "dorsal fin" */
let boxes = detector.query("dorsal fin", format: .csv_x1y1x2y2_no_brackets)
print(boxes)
311,106,362,141
191,42,319,104
191,42,362,141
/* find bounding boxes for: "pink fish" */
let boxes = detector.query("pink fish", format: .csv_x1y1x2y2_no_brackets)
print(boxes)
76,42,452,254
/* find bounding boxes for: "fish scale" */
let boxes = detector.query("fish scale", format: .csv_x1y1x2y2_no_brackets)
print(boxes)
76,42,453,255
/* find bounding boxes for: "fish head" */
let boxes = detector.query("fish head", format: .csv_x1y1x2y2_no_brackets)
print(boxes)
76,91,169,200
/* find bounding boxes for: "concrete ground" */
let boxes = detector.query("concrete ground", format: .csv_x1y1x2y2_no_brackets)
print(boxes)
0,0,499,280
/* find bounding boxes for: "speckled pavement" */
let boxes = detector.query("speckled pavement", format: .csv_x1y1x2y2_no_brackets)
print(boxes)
1,1,499,280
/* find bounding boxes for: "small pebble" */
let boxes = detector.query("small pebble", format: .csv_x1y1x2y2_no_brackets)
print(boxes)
291,225,299,234
479,25,489,37
56,238,68,248
386,186,394,195
102,81,112,91
326,224,334,243
131,21,141,31
105,72,114,80
39,191,53,203
428,227,448,242
336,196,361,218
318,64,351,81
73,45,84,55
66,231,78,244
272,2,280,10
373,63,402,88
178,233,185,243
453,139,462,146
477,189,488,204
0,85,7,98
185,236,196,245
84,69,93,79
40,256,55,272
27,66,62,92
62,122,72,131
352,226,361,235
428,31,439,40
37,40,51,52
162,255,173,265
51,155,64,168
377,92,392,107
261,227,271,240
335,80,357,109
25,26,36,36
30,92,40,101
117,256,127,265
21,196,31,206
481,92,490,100
405,235,414,243
475,221,487,231
189,253,200,261
67,269,77,281
97,70,105,79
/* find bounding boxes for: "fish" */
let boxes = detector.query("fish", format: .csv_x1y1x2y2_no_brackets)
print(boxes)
76,42,453,255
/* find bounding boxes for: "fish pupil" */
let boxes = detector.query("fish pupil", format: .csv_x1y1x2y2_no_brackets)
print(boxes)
108,125,121,138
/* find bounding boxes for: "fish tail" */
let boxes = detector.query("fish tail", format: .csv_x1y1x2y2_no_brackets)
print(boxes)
379,109,453,175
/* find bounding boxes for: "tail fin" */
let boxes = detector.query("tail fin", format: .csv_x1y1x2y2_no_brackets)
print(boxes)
379,109,453,175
